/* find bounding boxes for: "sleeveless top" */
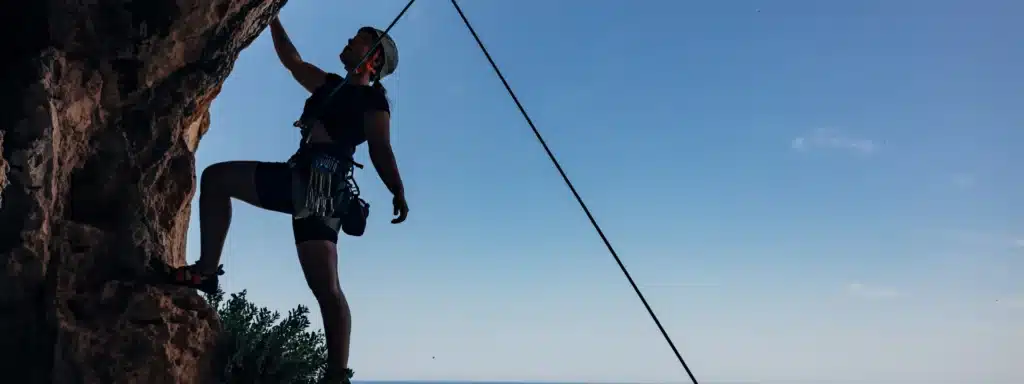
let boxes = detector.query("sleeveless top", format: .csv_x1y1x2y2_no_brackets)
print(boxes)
300,73,390,150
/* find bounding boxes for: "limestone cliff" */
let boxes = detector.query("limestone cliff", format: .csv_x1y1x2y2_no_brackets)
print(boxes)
0,0,287,382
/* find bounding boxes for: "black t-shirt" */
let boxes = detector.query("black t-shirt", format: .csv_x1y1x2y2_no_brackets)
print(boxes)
301,73,390,148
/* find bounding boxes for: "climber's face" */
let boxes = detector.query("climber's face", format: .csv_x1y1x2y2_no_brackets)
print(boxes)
340,29,379,71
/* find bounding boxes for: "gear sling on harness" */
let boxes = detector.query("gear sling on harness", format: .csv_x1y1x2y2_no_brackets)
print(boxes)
299,152,345,217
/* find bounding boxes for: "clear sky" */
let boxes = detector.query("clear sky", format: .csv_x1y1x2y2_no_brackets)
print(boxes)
186,0,1022,383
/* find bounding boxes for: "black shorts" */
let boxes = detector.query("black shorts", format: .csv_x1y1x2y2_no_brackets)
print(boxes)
253,162,343,244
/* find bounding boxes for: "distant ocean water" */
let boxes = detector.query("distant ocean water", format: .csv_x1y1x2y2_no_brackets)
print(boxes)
355,382,728,384
363,383,1020,384
355,382,702,384
356,382,770,384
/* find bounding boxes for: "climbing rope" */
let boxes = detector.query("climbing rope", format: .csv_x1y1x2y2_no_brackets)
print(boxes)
446,1,701,383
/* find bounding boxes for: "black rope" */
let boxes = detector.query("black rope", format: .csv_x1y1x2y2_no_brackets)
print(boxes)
447,2,700,383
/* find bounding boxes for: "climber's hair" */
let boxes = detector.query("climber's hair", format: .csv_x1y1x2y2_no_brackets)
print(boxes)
372,77,387,96
368,52,389,104
368,52,387,98
369,74,391,113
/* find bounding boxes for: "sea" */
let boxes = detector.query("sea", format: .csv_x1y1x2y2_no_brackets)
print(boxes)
356,382,716,384
355,381,1008,384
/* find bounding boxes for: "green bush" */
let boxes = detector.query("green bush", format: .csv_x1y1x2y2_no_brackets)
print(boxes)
204,288,331,384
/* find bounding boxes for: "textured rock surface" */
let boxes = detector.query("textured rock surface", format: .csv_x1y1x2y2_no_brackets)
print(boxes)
0,0,287,382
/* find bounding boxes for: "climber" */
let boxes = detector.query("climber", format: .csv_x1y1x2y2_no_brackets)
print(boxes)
162,17,407,383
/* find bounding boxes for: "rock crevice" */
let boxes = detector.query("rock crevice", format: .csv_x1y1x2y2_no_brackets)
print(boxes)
0,0,287,382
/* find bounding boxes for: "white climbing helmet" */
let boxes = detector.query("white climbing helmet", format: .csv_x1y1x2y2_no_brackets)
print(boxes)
364,26,398,79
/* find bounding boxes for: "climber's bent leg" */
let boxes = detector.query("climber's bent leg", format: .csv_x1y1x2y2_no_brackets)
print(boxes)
167,161,294,293
294,218,352,382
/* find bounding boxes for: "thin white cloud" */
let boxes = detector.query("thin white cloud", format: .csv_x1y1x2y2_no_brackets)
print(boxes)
791,128,877,155
846,282,902,299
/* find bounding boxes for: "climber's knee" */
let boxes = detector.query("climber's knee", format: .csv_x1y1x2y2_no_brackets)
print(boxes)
309,276,345,307
199,161,260,204
200,163,227,194
201,162,240,193
314,283,345,307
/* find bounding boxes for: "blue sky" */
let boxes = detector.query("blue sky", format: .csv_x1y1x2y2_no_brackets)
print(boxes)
187,0,1022,382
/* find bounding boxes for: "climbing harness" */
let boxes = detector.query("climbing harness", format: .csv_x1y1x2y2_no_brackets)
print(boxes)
289,0,414,223
446,1,703,383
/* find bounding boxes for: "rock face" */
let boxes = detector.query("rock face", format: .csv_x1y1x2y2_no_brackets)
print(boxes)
0,0,286,382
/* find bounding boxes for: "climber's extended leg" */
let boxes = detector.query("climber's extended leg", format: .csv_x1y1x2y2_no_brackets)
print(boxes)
294,221,352,383
165,161,295,293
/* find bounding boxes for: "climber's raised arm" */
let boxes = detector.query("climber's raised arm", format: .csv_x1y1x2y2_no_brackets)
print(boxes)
270,18,327,93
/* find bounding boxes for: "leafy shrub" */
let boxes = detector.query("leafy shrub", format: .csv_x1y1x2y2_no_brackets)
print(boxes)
204,288,329,384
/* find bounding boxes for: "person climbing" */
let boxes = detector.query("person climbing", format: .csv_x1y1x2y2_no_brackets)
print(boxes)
161,17,408,383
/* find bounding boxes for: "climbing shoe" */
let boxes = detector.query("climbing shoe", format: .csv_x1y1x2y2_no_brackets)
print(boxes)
162,263,224,295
